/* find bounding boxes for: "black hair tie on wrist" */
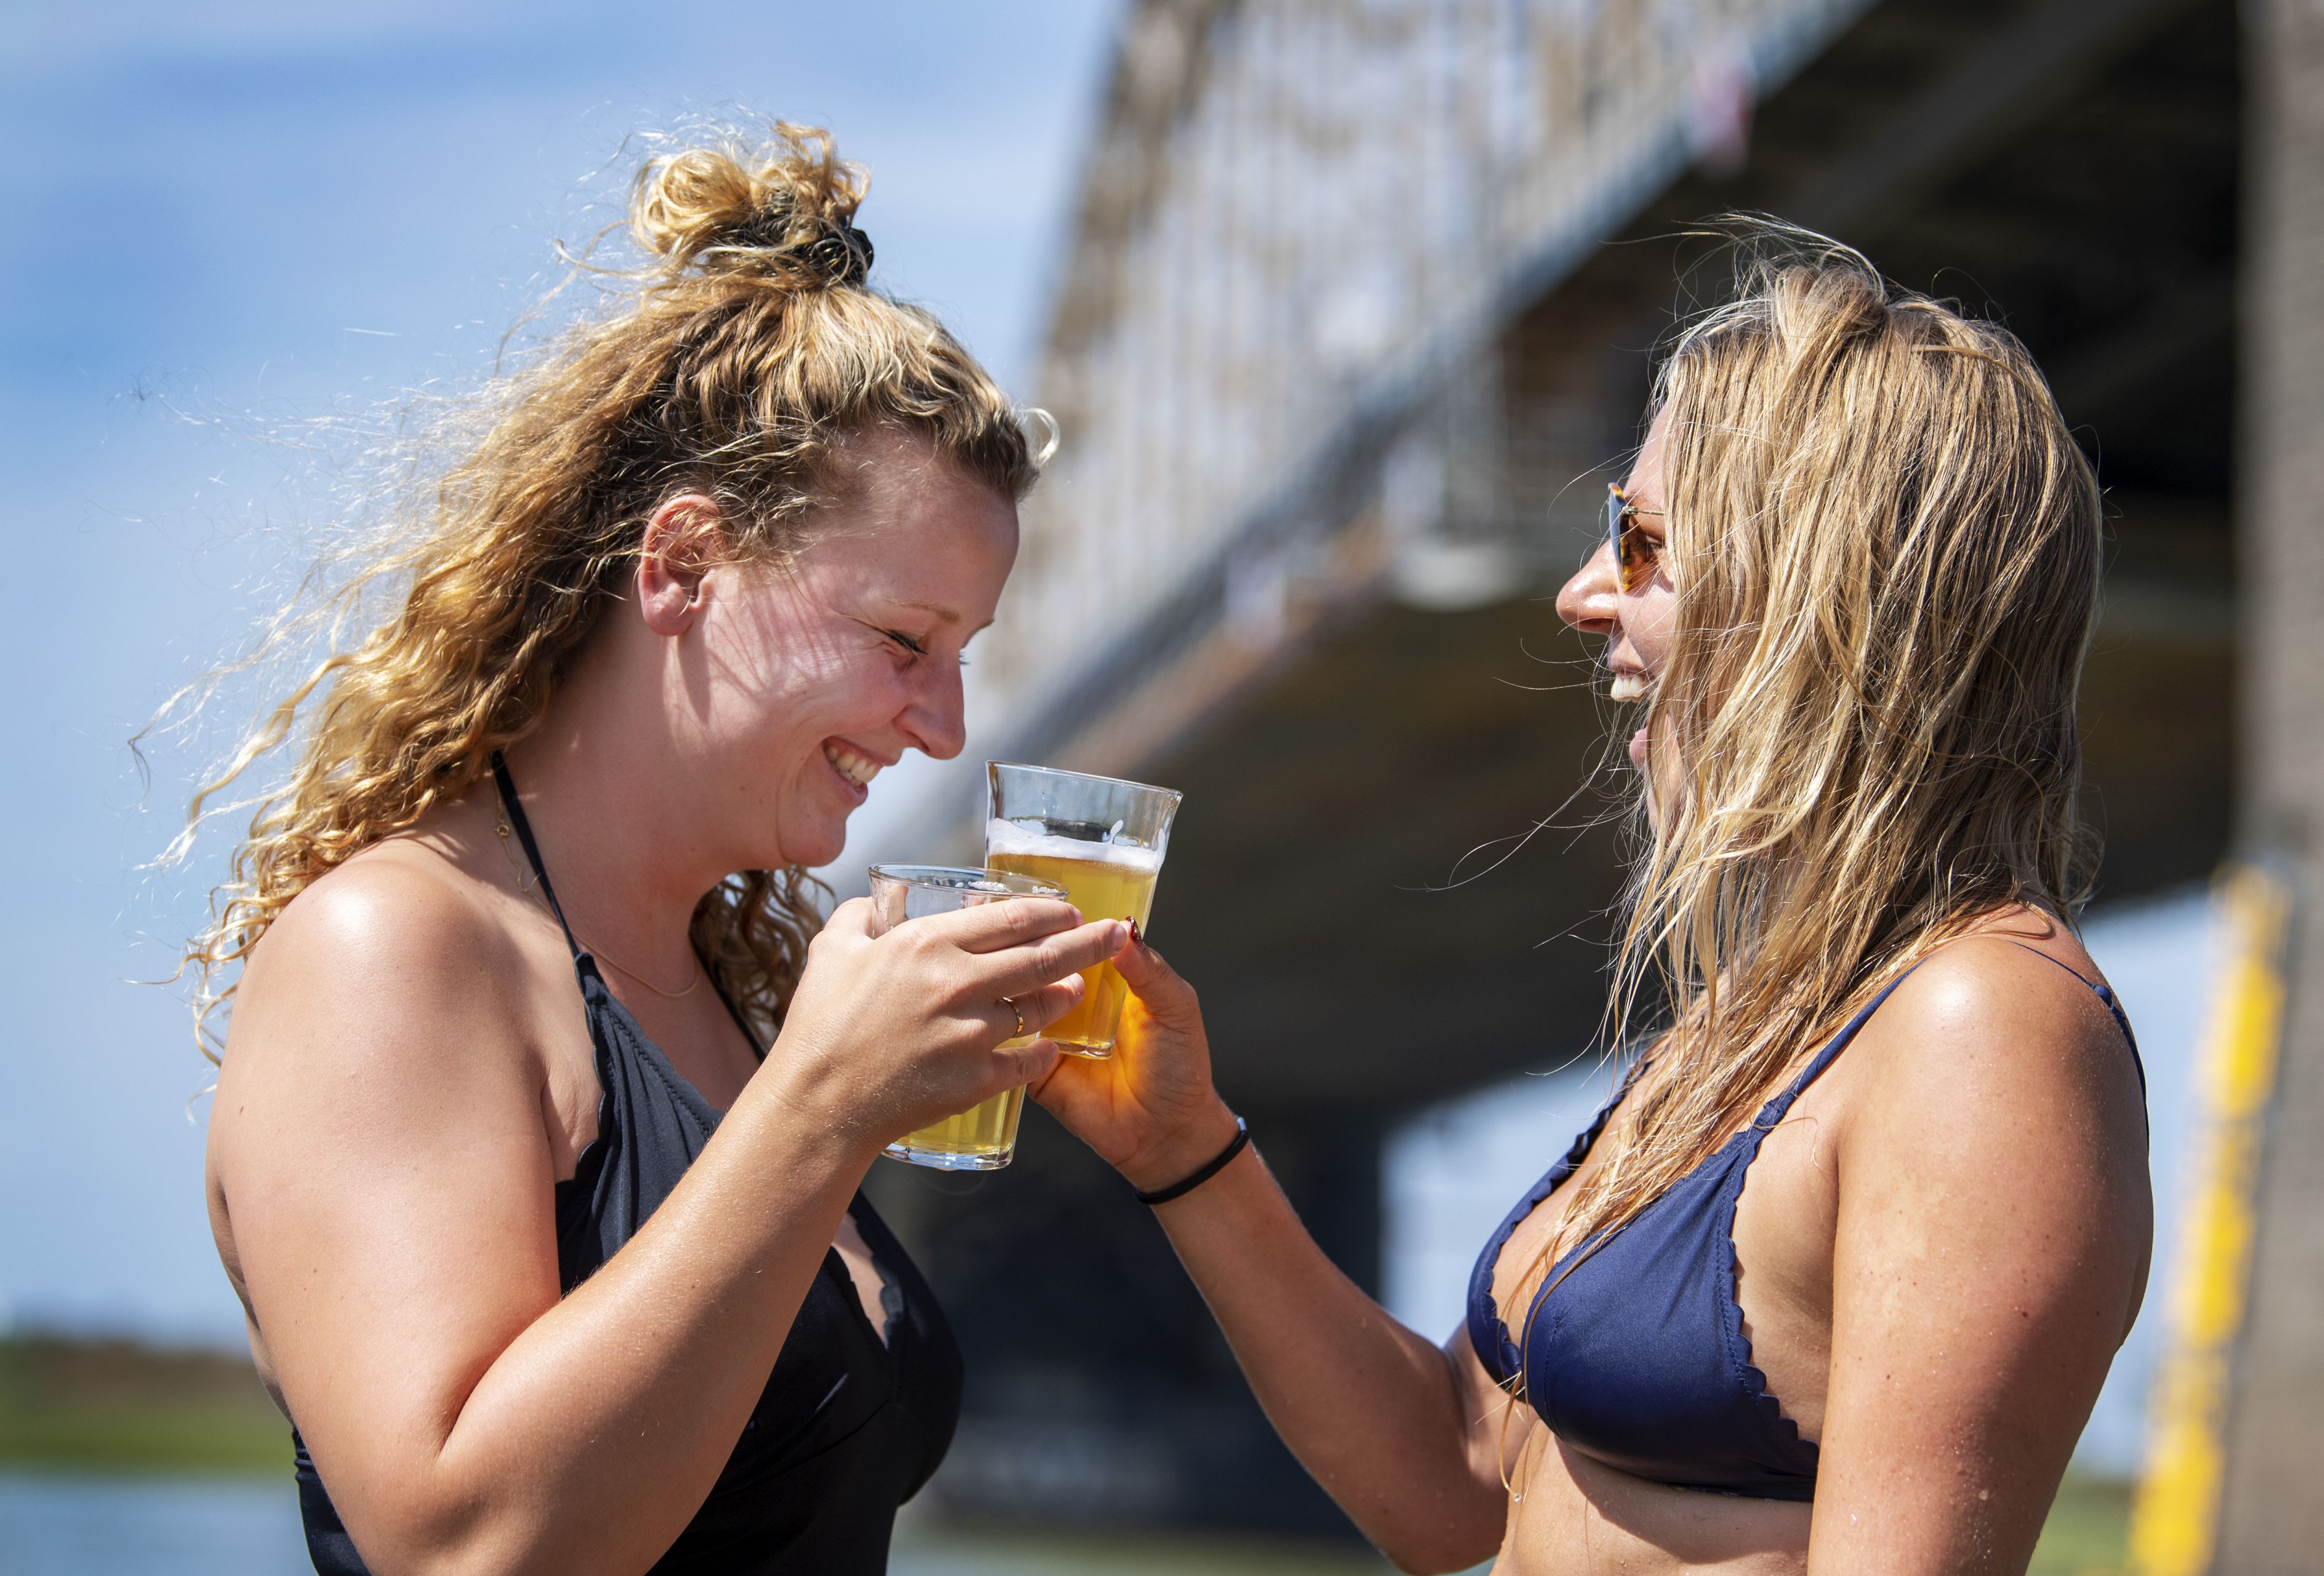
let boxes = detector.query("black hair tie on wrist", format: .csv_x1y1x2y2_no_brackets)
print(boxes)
1134,1117,1250,1206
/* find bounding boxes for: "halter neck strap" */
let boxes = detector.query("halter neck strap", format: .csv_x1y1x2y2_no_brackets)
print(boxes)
490,751,582,962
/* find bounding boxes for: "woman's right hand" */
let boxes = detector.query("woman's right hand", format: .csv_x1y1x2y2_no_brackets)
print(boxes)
1032,933,1241,1194
766,896,1129,1149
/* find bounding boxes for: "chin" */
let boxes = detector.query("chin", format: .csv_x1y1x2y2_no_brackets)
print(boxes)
781,825,849,872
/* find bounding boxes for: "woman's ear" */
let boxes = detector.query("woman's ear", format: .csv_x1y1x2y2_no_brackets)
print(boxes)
639,494,726,636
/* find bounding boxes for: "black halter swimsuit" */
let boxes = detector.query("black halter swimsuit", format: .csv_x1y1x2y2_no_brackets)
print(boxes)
291,754,962,1574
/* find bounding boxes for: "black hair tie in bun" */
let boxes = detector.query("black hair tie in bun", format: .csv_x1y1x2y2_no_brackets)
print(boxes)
718,210,873,288
802,223,874,287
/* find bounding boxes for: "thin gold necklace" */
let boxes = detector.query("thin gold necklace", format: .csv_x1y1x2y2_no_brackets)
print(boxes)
493,808,702,999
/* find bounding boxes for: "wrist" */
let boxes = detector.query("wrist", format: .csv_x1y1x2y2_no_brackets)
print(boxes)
1134,1118,1248,1206
742,1041,890,1171
1118,1097,1242,1195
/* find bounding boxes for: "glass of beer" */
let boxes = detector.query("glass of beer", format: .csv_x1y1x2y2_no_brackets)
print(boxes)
868,863,1069,1171
984,763,1182,1058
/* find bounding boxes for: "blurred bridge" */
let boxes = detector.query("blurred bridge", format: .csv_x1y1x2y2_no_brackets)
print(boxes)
849,0,2302,1556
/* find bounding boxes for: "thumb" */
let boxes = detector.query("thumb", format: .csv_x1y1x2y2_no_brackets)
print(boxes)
1000,1036,1062,1088
823,896,881,942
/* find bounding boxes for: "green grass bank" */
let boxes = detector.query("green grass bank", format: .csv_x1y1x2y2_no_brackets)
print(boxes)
0,1333,285,1474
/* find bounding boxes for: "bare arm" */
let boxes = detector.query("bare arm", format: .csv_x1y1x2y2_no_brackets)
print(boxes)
213,868,1122,1576
1032,937,1509,1574
1809,941,2153,1573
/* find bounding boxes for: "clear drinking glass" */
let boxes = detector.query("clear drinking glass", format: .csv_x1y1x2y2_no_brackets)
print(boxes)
983,763,1182,1058
869,863,1068,1171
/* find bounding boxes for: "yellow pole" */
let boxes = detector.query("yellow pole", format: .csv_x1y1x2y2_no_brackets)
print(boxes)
2127,866,2293,1576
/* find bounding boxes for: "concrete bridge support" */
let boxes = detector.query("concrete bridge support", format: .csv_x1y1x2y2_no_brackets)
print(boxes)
2215,1,2324,1568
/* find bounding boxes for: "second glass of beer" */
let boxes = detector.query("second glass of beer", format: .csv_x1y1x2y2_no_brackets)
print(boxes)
869,863,1068,1170
984,762,1182,1058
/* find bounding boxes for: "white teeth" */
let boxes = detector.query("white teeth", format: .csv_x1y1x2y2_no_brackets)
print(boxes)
1609,673,1649,703
823,743,882,788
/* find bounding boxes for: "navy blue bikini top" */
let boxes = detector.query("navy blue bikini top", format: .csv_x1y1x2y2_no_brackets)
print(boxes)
1465,952,2138,1502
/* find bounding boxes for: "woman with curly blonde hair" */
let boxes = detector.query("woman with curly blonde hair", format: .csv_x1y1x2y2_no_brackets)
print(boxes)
194,125,1124,1575
1037,231,2152,1573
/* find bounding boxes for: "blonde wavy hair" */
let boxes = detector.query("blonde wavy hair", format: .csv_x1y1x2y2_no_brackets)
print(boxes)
178,123,1040,1058
1540,225,2101,1271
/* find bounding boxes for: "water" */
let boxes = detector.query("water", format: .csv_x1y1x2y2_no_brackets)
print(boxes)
0,1472,312,1576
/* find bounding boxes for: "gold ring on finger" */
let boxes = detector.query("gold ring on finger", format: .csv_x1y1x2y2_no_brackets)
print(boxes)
1002,997,1024,1039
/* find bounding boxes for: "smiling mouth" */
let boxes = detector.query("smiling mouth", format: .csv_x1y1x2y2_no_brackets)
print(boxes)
1609,672,1651,703
823,742,884,789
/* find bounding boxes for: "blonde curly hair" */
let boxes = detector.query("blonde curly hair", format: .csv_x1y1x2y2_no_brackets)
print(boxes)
178,122,1041,1058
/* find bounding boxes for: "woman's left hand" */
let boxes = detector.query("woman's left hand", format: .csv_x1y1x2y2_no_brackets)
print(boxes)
1030,933,1241,1193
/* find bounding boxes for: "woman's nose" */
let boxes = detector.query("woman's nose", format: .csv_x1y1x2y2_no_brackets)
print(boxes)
1556,540,1621,634
899,663,967,762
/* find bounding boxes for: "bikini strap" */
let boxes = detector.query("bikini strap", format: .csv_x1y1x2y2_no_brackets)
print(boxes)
2009,942,2144,1095
2009,943,2140,1047
490,751,583,963
1759,941,2145,1134
1757,966,1923,1128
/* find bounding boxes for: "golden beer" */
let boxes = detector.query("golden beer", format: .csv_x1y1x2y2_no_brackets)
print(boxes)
985,841,1157,1051
888,1084,1026,1172
868,863,1064,1172
984,764,1182,1056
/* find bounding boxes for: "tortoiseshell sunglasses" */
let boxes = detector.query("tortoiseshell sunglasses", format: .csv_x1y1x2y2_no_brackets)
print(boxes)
1606,483,1665,593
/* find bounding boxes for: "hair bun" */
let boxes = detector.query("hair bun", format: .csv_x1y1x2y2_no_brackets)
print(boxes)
630,123,873,288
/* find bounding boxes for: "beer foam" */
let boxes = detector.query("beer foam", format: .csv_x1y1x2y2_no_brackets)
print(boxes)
985,817,1164,873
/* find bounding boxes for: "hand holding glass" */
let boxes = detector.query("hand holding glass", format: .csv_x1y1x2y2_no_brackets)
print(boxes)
867,864,1069,1171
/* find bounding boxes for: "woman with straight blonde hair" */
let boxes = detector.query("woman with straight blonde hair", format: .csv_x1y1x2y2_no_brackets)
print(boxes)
192,124,1126,1575
1035,230,2152,1573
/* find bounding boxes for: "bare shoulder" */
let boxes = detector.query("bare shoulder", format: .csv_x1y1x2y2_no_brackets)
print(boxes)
1827,916,2151,1302
1838,920,2142,1137
218,841,547,1126
249,840,507,982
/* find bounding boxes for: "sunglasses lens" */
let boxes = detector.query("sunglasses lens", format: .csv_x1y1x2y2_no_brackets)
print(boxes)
1607,507,1638,593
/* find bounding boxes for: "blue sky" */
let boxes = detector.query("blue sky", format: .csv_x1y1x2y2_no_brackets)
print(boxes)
1,0,1121,1343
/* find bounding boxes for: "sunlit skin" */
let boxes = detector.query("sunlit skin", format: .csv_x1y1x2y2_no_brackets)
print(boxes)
1041,410,2153,1574
204,427,1131,1576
